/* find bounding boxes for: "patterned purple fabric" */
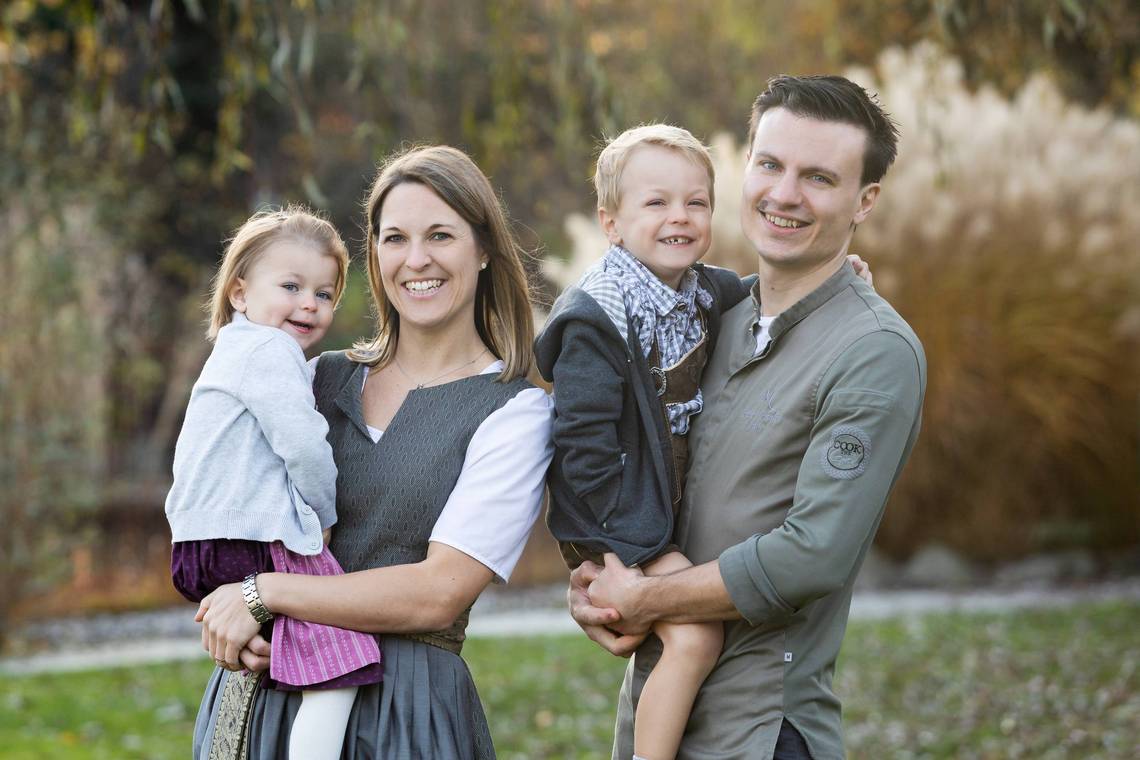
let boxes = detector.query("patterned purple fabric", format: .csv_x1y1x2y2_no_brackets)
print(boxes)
171,538,273,603
171,539,382,690
267,542,382,688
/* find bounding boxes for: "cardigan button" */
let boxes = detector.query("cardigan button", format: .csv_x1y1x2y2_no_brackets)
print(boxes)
310,540,321,550
300,504,313,515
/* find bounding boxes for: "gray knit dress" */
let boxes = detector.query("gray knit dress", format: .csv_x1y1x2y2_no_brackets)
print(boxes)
192,352,536,759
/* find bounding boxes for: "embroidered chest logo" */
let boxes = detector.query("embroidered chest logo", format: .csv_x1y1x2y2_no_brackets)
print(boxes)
821,425,871,479
742,388,783,431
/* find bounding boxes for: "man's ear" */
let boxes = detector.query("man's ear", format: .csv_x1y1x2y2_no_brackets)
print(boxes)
597,206,622,246
228,278,248,313
853,182,881,225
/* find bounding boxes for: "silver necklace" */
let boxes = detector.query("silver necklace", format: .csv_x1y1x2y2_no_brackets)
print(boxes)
394,348,488,389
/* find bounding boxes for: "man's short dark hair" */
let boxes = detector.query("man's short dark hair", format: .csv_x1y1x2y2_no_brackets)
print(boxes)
747,75,900,185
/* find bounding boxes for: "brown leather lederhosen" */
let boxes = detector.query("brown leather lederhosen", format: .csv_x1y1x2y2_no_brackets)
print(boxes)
560,309,709,569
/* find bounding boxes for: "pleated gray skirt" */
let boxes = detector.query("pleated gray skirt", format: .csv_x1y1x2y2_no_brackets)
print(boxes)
192,637,495,759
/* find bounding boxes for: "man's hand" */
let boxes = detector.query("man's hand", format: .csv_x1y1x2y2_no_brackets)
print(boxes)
196,581,261,671
568,560,647,657
847,253,873,288
588,553,654,636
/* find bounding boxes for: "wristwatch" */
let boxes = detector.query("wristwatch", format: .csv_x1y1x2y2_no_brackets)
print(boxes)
241,573,274,624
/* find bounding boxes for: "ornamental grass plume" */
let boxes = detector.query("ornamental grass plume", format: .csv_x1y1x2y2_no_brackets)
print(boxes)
549,43,1140,559
847,44,1140,559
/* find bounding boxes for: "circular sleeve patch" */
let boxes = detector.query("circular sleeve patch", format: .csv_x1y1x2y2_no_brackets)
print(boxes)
821,425,871,480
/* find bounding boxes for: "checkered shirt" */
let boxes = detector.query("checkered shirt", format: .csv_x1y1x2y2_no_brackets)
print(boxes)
602,244,712,435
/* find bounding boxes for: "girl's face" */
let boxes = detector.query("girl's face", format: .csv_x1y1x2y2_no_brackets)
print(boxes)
375,182,488,337
229,240,339,352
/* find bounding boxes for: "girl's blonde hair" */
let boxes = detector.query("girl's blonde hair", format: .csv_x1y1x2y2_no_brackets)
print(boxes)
593,123,716,212
349,145,535,382
206,205,350,341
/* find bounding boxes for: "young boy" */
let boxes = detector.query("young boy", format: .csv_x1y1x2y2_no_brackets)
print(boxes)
536,124,749,760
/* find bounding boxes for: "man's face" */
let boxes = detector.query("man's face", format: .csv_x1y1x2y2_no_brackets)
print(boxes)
741,107,879,271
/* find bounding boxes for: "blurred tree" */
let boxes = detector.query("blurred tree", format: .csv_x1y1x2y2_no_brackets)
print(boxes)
2,0,1139,631
927,0,1140,112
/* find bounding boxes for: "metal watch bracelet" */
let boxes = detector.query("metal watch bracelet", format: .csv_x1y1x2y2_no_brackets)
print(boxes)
241,573,273,624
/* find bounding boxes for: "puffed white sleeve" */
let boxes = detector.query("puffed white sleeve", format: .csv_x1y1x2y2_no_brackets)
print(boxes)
429,386,555,583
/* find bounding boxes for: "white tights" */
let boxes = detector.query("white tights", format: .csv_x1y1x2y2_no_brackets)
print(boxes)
288,686,358,760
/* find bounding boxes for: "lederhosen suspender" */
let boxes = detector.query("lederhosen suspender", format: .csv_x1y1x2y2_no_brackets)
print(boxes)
647,307,709,508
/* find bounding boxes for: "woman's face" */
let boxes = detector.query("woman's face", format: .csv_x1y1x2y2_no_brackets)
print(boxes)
375,182,488,337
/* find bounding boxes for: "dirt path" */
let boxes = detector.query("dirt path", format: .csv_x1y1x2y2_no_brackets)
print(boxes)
3,579,1137,676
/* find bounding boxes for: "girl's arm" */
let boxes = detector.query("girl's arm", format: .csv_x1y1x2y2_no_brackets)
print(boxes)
241,336,338,526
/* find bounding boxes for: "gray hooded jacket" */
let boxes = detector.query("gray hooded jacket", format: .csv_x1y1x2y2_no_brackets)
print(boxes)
535,262,750,566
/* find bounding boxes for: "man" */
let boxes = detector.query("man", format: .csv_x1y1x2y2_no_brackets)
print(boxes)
571,75,927,760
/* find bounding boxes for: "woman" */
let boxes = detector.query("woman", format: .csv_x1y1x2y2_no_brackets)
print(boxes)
192,145,555,759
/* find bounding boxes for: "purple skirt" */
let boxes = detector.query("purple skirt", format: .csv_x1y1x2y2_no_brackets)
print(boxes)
172,539,382,690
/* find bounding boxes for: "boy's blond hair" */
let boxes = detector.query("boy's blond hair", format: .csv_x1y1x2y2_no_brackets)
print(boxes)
206,205,350,341
593,124,716,213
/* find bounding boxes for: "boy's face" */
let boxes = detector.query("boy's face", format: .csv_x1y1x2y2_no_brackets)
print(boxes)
228,240,339,352
599,144,712,289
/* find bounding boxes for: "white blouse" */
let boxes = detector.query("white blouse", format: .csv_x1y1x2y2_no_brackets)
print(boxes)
361,361,554,582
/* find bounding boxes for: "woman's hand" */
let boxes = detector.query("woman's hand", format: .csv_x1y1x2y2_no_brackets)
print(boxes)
196,581,261,670
239,634,272,672
567,560,647,657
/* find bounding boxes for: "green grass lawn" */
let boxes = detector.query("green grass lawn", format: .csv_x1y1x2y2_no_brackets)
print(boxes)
2,601,1137,759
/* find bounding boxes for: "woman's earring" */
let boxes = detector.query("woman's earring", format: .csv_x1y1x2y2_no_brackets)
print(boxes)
480,261,488,270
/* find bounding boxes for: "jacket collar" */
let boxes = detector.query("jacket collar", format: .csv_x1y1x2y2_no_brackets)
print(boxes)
751,262,857,343
727,263,857,373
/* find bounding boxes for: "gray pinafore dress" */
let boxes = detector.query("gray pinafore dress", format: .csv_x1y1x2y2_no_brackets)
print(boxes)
192,351,534,760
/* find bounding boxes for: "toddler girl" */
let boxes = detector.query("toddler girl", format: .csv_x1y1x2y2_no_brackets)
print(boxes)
165,206,380,760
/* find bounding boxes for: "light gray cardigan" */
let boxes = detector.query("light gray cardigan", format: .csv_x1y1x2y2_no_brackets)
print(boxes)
165,313,336,555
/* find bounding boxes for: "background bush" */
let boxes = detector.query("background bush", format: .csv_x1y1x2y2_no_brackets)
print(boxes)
2,1,1139,633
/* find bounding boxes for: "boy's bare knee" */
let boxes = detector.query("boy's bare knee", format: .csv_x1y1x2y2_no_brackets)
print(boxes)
658,622,723,668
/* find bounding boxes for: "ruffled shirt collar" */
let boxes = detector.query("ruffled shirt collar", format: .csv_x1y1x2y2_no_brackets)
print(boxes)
602,244,712,351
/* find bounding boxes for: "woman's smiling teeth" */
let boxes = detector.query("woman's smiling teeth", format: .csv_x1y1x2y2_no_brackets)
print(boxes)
405,279,443,293
765,213,807,229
